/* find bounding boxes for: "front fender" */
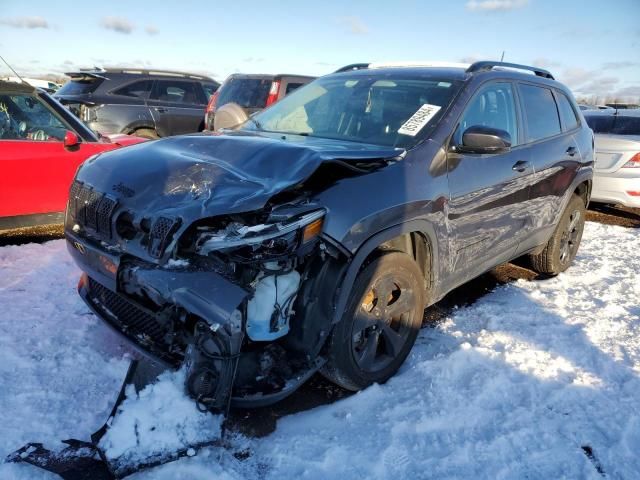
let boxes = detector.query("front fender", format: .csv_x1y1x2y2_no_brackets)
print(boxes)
330,219,440,324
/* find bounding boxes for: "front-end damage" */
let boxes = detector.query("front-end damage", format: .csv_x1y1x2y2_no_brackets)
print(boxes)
9,133,404,477
72,202,347,413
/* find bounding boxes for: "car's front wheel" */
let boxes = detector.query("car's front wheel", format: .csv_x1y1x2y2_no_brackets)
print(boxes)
529,194,586,275
321,251,426,391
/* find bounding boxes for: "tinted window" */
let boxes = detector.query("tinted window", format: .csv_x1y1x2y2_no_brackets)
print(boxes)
114,80,153,99
285,82,304,95
455,82,519,146
0,94,67,141
217,77,272,109
519,84,561,142
202,83,219,99
585,114,640,135
56,77,103,96
556,92,579,130
248,75,462,148
151,81,205,105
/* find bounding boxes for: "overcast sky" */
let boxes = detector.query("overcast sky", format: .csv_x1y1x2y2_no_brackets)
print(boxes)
1,0,639,100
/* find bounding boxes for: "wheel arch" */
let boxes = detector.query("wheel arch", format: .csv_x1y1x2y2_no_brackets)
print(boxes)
332,220,439,324
573,178,592,207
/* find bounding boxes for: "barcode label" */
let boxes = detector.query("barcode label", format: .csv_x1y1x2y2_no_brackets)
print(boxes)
398,104,441,136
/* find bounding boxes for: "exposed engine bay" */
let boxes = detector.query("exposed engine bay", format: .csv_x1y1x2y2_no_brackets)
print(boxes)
71,187,349,414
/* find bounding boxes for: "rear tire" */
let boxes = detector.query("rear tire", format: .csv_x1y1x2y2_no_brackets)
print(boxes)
529,194,586,275
134,128,159,140
321,252,425,391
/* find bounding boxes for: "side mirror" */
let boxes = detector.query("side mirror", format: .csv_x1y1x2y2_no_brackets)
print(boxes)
458,125,511,154
64,130,80,149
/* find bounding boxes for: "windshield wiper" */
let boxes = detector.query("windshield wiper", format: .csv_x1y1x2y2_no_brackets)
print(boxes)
246,116,263,131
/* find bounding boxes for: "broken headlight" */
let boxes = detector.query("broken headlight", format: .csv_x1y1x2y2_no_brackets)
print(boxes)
195,209,325,260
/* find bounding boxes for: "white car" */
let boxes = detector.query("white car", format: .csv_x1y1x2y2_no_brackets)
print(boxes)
584,110,640,208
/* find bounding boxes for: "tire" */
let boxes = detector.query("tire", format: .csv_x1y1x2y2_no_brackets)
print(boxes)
529,194,586,275
321,251,426,391
134,128,160,140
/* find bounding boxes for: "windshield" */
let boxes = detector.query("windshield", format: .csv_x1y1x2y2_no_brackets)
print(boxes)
243,73,463,147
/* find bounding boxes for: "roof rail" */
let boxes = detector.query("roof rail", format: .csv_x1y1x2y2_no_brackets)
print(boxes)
68,68,214,81
466,61,554,80
334,63,370,73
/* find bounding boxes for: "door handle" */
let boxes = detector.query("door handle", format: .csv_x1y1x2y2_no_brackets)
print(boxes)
154,107,168,113
512,160,531,173
566,146,577,157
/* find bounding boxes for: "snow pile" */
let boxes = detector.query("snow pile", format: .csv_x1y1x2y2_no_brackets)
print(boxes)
0,221,639,479
99,368,223,468
0,240,129,478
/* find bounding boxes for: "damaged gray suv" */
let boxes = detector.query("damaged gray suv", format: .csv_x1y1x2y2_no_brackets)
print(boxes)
64,61,593,412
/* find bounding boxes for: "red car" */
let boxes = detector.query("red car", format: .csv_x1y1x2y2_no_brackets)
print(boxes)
0,80,146,231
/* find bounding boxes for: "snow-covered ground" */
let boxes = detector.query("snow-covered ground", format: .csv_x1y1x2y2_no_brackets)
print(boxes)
1,221,639,479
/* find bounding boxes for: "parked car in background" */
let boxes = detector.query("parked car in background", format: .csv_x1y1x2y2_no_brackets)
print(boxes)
204,73,315,130
55,68,219,139
0,80,146,232
2,76,61,93
584,109,640,207
605,103,639,110
63,61,592,417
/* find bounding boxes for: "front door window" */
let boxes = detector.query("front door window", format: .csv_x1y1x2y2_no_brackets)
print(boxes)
0,94,67,141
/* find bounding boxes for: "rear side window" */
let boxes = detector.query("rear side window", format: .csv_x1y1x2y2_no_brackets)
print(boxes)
114,80,153,99
455,82,519,147
519,84,561,142
202,83,219,99
57,76,104,96
556,92,580,131
150,80,206,105
585,115,640,135
217,77,271,109
285,82,304,95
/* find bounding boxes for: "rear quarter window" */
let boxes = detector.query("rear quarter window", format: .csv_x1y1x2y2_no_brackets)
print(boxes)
113,80,153,99
556,91,580,131
519,84,562,142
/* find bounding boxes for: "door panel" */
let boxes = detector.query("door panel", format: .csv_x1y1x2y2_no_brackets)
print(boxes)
148,80,207,136
0,140,108,217
445,82,532,285
515,83,580,253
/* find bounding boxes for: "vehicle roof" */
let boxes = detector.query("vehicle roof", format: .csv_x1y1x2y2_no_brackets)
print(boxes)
0,80,36,94
329,65,563,87
226,73,316,80
329,60,563,89
65,68,216,82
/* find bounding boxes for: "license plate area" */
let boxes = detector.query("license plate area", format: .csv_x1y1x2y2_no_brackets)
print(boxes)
67,236,120,291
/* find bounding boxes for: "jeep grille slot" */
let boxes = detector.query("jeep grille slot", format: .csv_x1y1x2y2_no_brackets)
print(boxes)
68,181,117,239
148,217,180,258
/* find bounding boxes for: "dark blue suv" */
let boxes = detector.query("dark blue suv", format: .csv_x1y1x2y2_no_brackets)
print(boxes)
64,60,593,411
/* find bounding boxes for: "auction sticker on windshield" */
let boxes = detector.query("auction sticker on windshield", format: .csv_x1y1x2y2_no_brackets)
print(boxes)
398,104,441,136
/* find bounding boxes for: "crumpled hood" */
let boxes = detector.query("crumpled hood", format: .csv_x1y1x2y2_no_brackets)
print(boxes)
77,131,405,219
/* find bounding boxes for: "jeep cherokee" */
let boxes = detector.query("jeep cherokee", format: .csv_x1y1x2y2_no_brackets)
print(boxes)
64,60,593,412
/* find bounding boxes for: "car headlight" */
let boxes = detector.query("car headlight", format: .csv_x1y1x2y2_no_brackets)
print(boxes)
196,209,325,258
